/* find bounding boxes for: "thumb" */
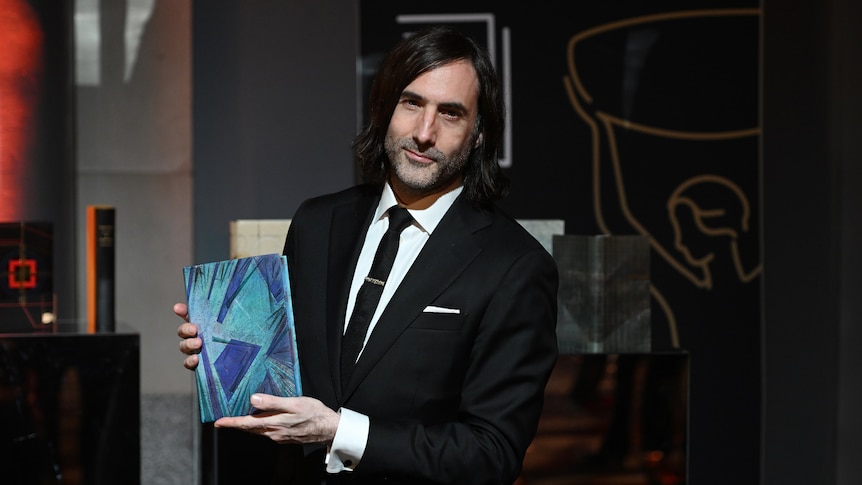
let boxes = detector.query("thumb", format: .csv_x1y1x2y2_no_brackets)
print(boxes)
249,393,283,411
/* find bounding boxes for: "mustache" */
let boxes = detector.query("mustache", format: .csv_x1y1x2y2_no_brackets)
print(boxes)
398,139,444,163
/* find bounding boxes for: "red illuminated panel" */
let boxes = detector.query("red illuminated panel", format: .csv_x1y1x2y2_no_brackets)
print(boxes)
0,0,44,220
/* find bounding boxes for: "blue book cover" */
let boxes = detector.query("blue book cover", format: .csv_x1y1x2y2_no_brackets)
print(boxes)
183,253,301,422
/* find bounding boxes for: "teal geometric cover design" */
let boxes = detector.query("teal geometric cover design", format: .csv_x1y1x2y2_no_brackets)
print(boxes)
183,253,301,422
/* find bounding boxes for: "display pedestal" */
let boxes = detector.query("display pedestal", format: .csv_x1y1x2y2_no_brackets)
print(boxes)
520,352,689,484
0,332,140,484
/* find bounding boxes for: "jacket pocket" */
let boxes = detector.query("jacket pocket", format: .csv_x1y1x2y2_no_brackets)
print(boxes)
409,312,466,331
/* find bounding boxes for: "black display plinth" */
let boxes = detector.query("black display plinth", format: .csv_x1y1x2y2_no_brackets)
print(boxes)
521,352,689,484
0,332,140,484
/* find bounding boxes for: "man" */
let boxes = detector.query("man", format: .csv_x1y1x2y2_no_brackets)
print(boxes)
177,26,558,484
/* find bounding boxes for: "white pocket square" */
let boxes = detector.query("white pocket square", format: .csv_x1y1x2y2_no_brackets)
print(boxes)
423,305,460,314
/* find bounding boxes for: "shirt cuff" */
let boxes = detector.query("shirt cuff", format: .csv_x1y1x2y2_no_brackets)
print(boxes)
325,407,369,473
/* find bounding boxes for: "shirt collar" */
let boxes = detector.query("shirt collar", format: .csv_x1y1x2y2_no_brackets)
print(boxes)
375,183,463,235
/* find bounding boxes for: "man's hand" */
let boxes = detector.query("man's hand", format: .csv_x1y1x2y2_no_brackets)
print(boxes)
214,394,340,445
175,302,201,370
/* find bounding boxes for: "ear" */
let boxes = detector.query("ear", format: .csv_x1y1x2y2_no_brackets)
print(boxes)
473,132,483,148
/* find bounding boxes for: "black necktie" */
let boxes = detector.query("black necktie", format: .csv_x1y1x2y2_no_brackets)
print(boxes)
341,206,414,389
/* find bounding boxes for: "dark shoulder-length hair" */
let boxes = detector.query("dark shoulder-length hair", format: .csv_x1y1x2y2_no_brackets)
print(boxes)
352,26,509,205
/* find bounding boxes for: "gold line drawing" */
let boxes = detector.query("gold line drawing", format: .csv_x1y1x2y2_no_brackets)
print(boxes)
563,8,762,347
668,174,762,289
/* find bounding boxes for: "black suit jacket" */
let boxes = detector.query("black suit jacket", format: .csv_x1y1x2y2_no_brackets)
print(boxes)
283,184,558,484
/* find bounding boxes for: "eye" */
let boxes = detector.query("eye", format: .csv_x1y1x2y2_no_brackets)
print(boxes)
400,98,421,109
440,109,461,120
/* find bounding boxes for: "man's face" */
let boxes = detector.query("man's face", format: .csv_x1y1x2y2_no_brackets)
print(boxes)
384,60,480,198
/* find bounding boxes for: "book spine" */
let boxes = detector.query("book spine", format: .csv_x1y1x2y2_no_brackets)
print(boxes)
87,205,115,333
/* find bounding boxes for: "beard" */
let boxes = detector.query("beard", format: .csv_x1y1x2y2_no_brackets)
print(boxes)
384,135,474,194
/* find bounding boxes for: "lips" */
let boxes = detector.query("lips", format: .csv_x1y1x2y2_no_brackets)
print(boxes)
405,148,437,164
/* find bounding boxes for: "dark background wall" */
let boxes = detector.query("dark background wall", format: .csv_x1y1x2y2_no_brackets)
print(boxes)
192,1,862,484
761,0,862,484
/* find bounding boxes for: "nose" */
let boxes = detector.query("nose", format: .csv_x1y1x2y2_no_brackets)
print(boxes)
413,110,437,148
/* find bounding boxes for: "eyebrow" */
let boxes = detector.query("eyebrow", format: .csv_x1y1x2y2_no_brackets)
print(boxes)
400,90,469,115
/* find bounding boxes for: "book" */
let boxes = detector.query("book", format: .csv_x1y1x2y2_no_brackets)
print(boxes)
229,219,291,259
183,253,302,422
553,234,651,353
87,205,116,333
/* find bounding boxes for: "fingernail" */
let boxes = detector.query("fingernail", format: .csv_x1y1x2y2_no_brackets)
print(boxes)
251,394,261,406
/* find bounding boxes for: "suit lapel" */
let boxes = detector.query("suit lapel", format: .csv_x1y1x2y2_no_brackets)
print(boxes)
326,192,379,399
344,196,492,397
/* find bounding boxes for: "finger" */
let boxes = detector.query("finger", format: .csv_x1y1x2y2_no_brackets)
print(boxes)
213,416,242,429
177,322,198,338
214,414,270,432
173,302,190,322
248,393,292,413
183,354,199,370
179,336,202,354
